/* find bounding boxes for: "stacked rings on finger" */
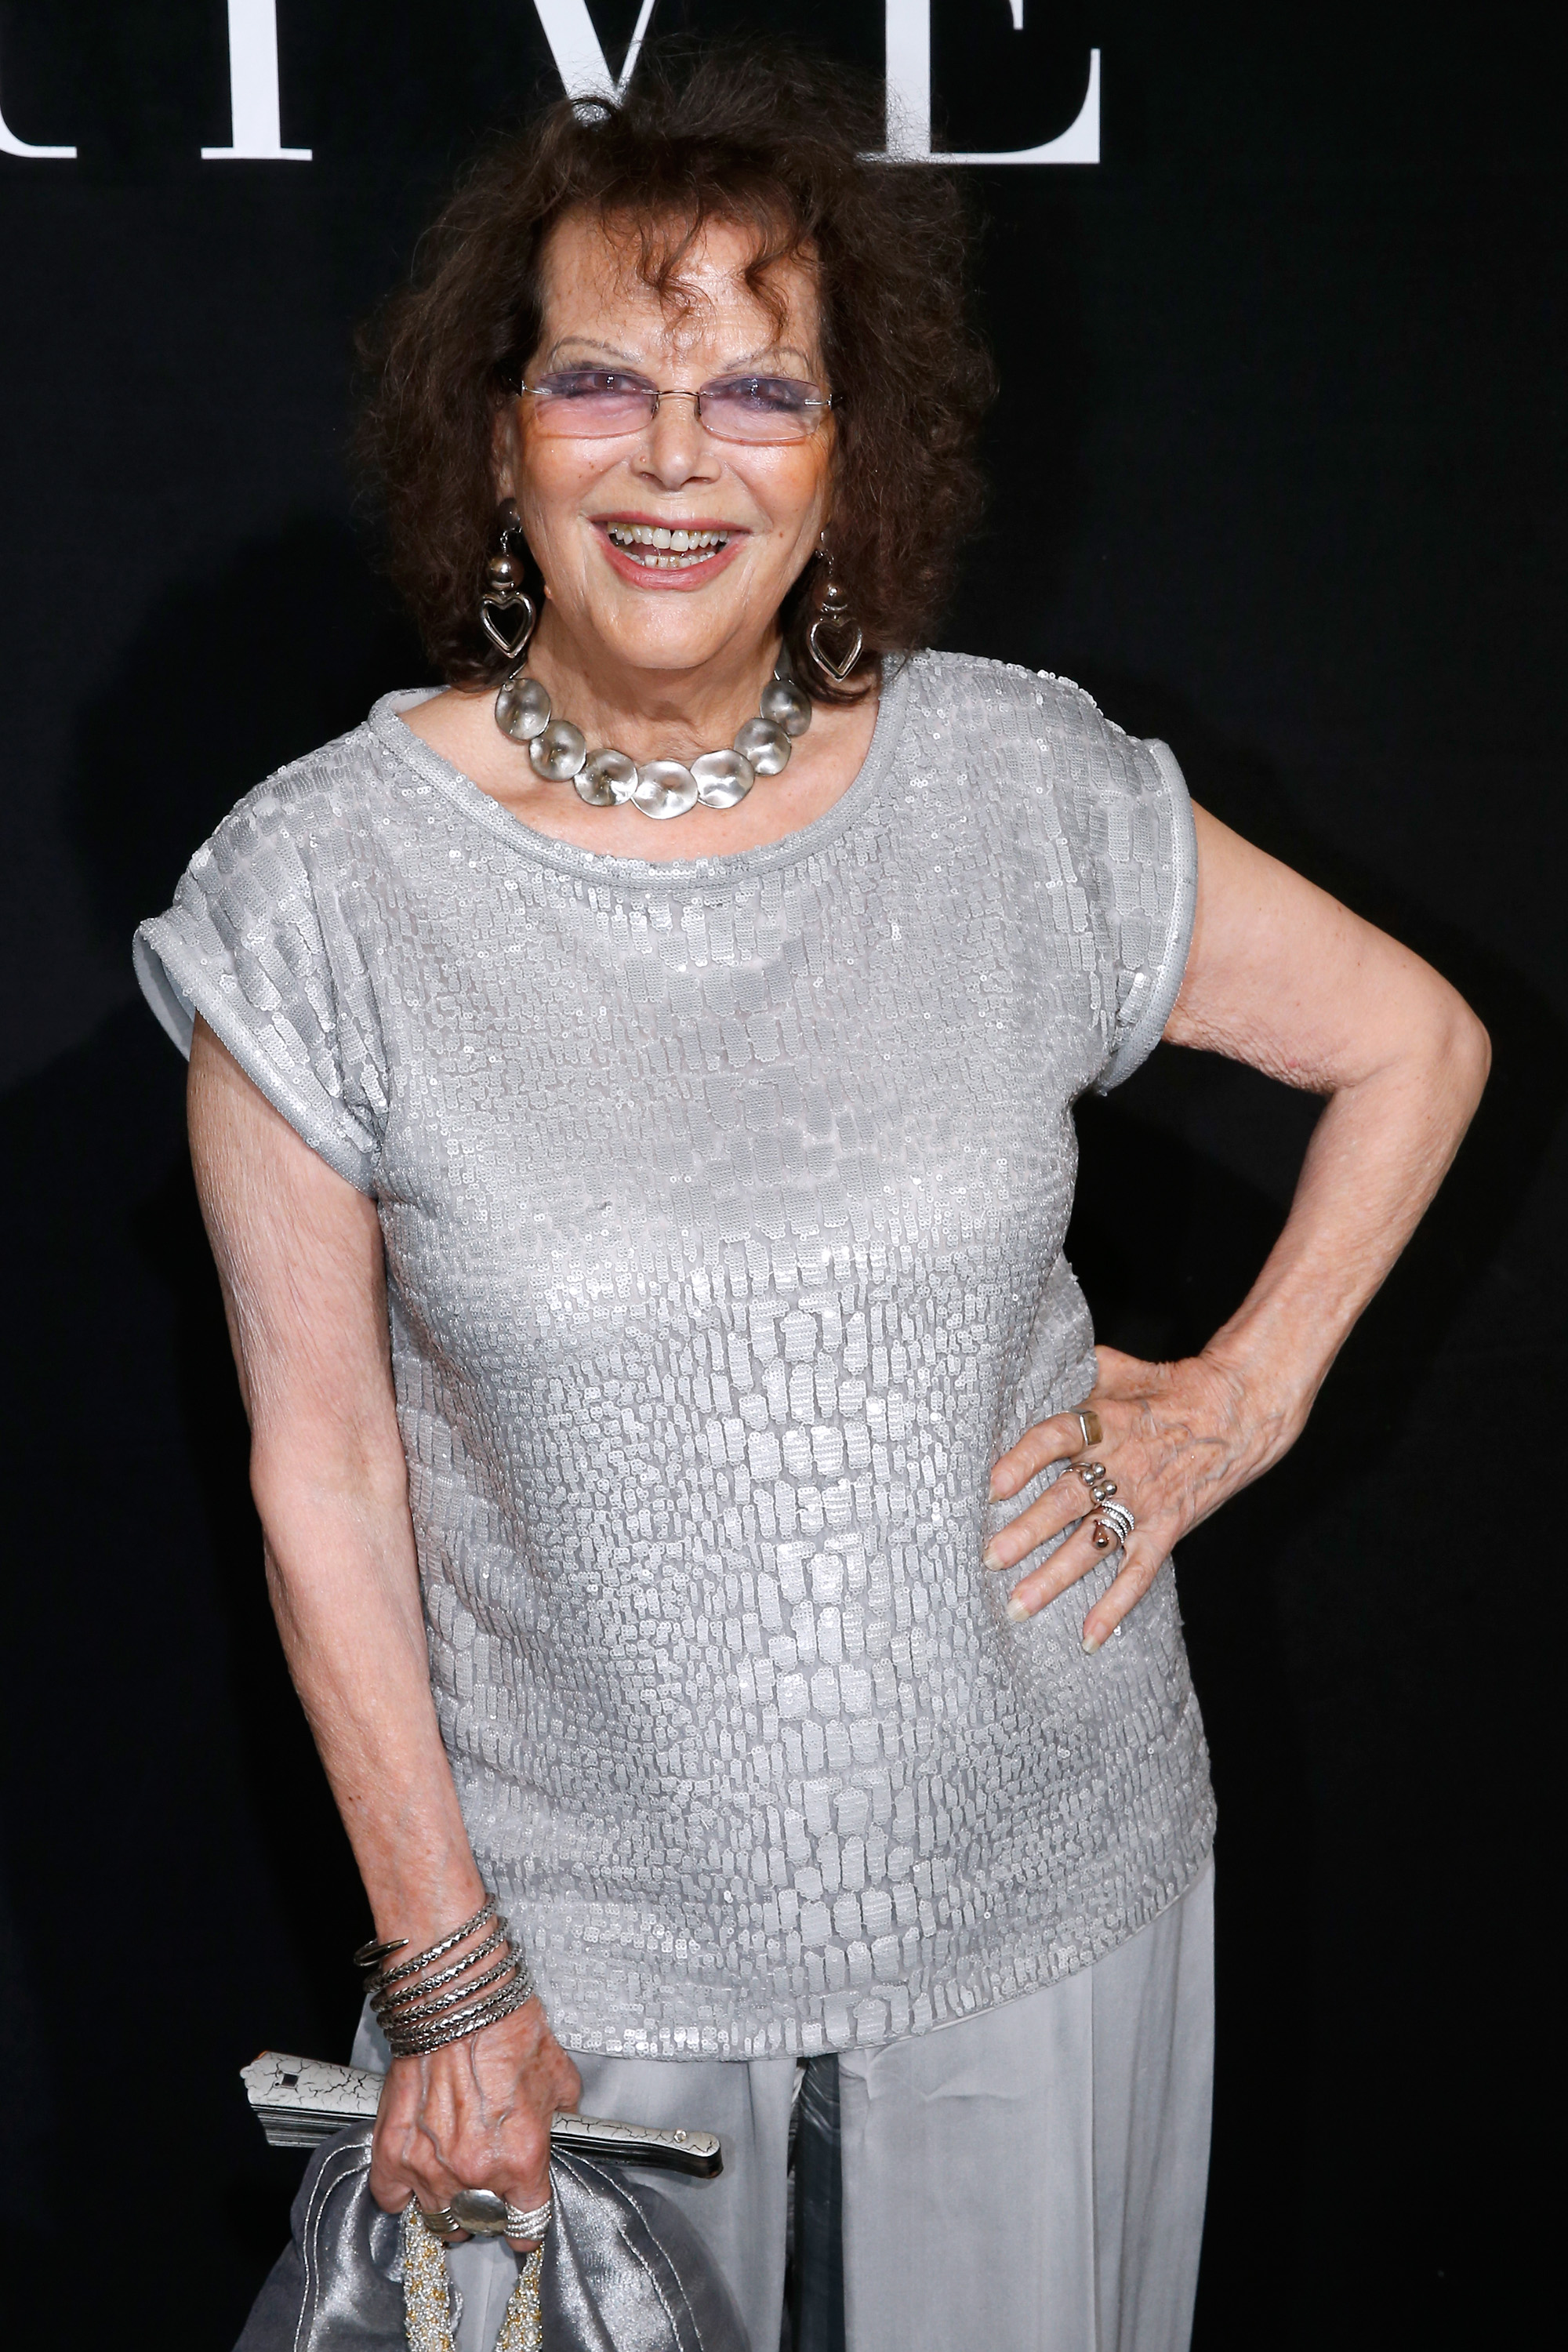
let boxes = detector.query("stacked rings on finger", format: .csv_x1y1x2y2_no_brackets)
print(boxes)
504,2200,555,2242
1076,1462,1135,1552
419,2188,554,2240
1095,1501,1136,1552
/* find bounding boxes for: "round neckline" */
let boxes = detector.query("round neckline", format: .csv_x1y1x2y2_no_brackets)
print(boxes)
366,655,916,890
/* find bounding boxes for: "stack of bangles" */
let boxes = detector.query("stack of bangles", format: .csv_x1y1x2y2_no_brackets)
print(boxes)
357,1896,553,2242
1077,1460,1136,1552
354,1893,535,2060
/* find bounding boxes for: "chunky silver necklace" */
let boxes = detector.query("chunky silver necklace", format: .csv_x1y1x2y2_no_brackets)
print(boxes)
491,659,813,821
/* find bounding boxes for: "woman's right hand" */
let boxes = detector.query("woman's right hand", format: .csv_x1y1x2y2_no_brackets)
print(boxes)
368,1999,583,2249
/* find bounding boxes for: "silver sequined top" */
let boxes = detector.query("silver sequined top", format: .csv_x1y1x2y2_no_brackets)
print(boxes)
136,650,1214,2058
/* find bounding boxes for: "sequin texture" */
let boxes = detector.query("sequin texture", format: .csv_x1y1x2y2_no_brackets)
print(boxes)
135,651,1215,2057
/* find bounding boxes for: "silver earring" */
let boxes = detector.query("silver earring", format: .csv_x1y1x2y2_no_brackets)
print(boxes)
807,542,864,684
481,501,537,663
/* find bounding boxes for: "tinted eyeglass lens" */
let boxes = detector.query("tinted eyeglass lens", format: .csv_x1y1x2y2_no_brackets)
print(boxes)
699,377,826,443
528,372,655,437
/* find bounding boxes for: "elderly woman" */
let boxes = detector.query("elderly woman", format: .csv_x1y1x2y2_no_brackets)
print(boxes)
135,49,1485,2352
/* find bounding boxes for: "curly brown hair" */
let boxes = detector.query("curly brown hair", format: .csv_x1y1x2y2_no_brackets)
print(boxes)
356,42,993,700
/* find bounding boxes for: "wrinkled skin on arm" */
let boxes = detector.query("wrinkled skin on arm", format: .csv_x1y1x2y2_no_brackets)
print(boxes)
187,1021,580,2244
985,805,1490,1650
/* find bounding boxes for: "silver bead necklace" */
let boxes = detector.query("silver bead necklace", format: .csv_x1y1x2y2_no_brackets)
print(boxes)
491,661,814,821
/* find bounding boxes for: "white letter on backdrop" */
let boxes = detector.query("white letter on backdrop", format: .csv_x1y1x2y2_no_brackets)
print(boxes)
880,1,1099,165
0,57,75,157
202,0,311,159
532,0,661,102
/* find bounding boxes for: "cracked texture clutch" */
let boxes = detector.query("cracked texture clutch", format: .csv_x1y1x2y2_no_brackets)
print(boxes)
241,2052,723,2173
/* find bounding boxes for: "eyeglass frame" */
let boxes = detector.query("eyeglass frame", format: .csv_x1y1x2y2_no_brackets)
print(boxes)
511,371,835,444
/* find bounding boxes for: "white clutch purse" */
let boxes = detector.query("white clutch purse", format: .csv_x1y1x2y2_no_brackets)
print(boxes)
241,2051,721,2172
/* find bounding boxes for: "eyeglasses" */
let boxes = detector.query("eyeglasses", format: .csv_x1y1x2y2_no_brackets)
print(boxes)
517,368,833,445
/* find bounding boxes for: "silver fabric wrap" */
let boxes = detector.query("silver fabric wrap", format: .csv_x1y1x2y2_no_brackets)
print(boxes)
231,2127,749,2352
135,649,1214,2058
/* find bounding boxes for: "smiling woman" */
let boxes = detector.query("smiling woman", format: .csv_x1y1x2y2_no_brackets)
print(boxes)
131,37,1487,2352
390,201,886,853
346,47,993,858
356,47,990,704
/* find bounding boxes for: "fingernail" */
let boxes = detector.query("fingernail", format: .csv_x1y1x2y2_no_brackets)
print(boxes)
1081,1632,1102,1655
1006,1594,1031,1623
981,1543,1001,1570
987,1471,1002,1500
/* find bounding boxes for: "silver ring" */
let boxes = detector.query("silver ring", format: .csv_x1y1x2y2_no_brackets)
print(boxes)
1076,1408,1103,1448
419,2205,464,2238
1079,1463,1116,1510
420,2189,554,2240
1096,1501,1135,1547
503,2200,554,2241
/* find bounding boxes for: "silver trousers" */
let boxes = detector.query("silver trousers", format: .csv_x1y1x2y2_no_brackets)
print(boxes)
357,1857,1214,2352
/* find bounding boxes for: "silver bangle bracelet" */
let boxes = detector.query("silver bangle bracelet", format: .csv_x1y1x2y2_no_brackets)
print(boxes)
372,1929,513,2017
372,1924,510,2014
357,1890,535,2060
385,1966,535,2059
357,1895,498,1991
376,1948,521,2031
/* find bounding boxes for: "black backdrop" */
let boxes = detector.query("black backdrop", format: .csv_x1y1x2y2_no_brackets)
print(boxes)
1,5,1561,2346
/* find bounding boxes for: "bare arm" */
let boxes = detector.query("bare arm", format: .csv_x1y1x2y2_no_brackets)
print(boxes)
987,804,1490,1647
187,1017,579,2234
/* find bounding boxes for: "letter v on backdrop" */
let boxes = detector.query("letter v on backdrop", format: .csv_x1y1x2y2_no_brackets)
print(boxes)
528,0,1100,160
0,1,1098,168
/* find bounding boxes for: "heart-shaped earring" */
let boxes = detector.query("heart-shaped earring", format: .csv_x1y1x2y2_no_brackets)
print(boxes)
807,547,863,684
481,539,538,662
481,588,537,662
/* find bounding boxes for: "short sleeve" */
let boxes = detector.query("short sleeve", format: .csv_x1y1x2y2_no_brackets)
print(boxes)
132,782,382,1192
1080,736,1198,1093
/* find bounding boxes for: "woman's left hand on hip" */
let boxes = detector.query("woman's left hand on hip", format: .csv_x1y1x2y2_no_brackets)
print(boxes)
983,1345,1275,1653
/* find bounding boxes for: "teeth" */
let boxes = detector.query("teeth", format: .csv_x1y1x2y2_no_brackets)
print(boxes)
605,521,730,569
